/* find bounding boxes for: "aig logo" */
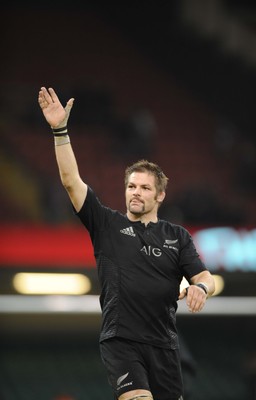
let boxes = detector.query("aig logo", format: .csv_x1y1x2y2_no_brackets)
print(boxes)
140,245,162,257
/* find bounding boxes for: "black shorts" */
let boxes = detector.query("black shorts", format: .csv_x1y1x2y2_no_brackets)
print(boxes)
100,337,183,400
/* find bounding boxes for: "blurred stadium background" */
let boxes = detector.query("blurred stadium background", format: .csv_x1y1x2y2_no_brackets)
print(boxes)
1,1,256,399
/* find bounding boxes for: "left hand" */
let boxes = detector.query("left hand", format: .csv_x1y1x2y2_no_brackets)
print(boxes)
179,285,207,313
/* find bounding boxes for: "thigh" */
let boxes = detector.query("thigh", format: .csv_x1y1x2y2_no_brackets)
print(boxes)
147,346,184,400
100,338,151,398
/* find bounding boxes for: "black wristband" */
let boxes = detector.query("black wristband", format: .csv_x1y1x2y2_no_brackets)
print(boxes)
52,126,68,133
53,132,68,137
195,283,208,295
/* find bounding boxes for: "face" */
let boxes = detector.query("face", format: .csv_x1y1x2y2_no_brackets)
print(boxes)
125,171,165,219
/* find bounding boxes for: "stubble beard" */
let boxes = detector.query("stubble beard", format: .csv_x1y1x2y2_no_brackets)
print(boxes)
128,201,145,216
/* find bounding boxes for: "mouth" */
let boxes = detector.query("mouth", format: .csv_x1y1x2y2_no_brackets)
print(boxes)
130,198,143,205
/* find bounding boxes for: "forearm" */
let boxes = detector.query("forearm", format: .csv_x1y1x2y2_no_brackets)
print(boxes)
190,270,215,297
54,137,87,212
54,137,80,189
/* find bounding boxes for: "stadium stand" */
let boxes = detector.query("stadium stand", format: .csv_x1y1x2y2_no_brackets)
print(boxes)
1,6,252,224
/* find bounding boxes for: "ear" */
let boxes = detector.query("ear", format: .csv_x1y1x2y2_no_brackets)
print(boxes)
157,191,166,203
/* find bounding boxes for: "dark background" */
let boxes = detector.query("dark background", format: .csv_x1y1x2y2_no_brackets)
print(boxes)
1,1,256,399
1,0,256,226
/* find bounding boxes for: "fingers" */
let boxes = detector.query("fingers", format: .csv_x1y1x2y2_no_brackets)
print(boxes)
186,285,207,313
38,87,52,111
38,87,60,105
178,288,187,300
38,89,49,110
48,87,60,103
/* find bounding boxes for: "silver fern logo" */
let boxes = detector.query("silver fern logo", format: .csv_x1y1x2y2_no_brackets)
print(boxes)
165,239,178,245
163,239,178,252
117,372,129,386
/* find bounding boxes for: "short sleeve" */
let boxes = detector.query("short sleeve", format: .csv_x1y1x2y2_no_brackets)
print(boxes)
178,227,207,280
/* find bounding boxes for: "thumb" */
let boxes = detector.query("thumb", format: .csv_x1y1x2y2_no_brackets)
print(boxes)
50,97,75,130
58,98,75,129
178,288,187,300
65,98,75,114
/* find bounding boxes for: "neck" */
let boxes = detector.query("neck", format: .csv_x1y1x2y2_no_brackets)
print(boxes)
126,211,158,226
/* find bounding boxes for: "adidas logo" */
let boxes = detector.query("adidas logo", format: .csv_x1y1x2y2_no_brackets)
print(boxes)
120,226,136,237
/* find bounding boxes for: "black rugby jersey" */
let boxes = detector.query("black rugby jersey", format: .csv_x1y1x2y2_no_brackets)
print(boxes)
77,187,207,349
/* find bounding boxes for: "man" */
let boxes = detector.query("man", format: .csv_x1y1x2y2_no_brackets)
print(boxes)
38,87,215,400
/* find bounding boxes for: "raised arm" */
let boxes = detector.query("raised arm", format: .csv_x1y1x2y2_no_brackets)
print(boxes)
38,87,87,212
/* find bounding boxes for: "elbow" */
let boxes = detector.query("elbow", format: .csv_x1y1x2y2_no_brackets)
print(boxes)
60,172,75,192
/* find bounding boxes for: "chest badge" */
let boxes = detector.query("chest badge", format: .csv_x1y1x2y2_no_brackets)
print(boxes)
120,226,136,237
163,239,179,252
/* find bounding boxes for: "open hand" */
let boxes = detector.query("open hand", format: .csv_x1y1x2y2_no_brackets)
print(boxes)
38,87,74,129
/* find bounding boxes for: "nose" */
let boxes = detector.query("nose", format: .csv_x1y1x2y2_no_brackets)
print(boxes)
133,186,141,196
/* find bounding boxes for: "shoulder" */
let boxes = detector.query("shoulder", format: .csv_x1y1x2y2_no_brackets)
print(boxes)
77,186,125,227
86,188,127,217
157,220,192,244
157,219,189,235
